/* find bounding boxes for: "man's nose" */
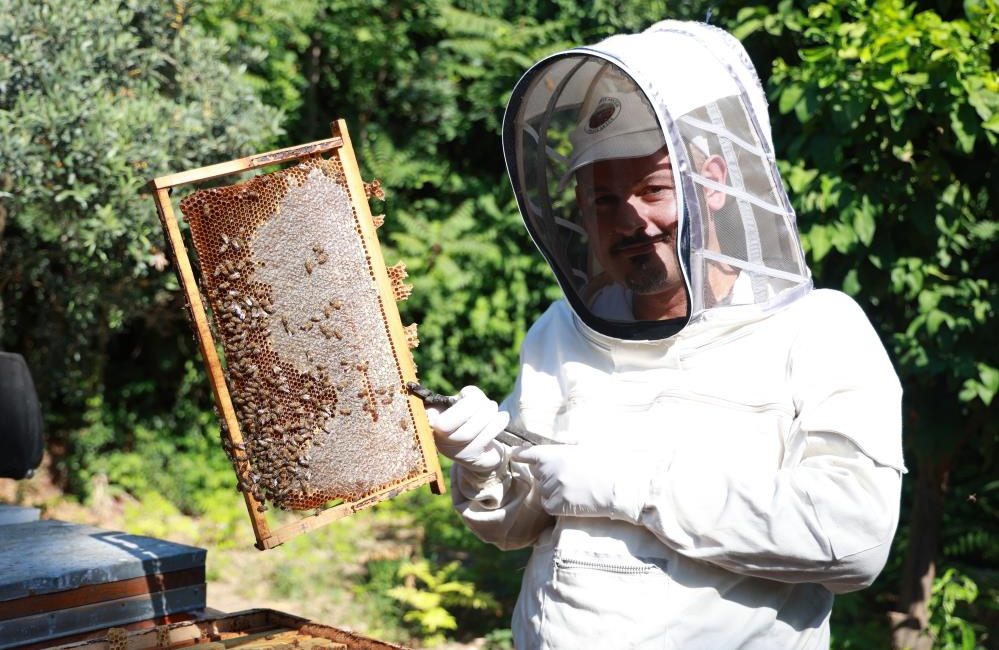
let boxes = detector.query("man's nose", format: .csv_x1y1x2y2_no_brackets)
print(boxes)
617,195,654,233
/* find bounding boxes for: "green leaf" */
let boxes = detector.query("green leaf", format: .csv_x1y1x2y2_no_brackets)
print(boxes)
807,224,832,262
842,269,861,296
852,197,876,246
409,606,457,632
975,364,998,406
778,84,805,115
966,84,999,123
388,586,442,611
950,106,979,153
799,45,833,62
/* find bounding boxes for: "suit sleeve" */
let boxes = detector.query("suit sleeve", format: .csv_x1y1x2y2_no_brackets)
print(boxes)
634,292,905,592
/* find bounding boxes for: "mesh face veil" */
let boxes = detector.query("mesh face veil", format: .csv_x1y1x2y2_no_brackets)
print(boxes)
502,21,812,340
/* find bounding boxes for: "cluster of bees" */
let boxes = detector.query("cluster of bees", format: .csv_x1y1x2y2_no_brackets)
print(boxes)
208,239,337,511
180,171,344,511
178,157,425,513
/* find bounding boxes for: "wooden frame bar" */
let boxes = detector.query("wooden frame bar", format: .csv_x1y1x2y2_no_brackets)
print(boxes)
46,608,412,650
149,121,445,551
150,138,344,191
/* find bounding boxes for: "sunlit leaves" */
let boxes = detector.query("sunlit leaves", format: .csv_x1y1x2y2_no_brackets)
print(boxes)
0,0,282,411
738,0,997,438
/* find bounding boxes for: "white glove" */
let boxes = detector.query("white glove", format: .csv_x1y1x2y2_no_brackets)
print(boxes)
426,386,510,473
512,445,662,523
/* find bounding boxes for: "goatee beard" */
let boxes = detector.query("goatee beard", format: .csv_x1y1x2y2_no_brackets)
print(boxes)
625,253,671,294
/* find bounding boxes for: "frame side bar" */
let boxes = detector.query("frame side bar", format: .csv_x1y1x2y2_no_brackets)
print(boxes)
331,119,447,496
152,188,272,546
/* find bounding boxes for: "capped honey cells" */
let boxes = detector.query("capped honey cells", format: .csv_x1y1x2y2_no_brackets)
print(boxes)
179,156,424,511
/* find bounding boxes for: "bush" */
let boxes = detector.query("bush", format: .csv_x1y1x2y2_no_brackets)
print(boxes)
0,0,282,492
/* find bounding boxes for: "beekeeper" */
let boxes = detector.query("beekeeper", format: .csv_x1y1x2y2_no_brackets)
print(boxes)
429,20,905,649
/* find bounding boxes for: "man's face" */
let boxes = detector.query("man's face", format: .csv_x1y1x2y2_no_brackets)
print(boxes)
575,147,684,303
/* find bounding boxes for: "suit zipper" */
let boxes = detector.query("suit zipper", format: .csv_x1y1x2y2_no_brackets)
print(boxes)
555,555,661,575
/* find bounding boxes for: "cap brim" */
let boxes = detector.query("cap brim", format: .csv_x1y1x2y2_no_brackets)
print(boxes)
557,128,664,193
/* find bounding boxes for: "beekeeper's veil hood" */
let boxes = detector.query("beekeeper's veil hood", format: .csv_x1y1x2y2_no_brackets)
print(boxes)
502,20,812,340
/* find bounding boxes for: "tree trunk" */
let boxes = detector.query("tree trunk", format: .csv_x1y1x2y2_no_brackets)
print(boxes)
890,461,948,650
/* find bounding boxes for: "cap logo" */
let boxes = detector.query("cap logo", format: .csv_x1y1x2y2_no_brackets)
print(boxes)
585,97,621,133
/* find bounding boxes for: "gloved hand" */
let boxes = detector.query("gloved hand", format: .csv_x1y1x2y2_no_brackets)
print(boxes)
512,445,662,523
426,386,510,473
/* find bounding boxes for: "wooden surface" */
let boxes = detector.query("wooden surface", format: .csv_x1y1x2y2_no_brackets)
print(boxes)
12,614,200,650
0,567,205,621
0,520,206,650
1,586,205,649
45,609,412,650
151,138,344,190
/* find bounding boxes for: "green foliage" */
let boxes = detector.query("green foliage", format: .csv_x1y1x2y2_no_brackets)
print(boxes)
0,0,282,489
734,2,997,646
388,558,500,646
121,490,202,544
735,0,997,446
64,355,238,507
191,0,319,118
482,628,515,650
928,567,984,650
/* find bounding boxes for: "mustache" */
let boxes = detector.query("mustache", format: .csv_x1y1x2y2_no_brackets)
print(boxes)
611,231,673,254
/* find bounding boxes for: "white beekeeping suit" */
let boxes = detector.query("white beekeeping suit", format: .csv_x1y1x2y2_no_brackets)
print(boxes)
429,20,905,649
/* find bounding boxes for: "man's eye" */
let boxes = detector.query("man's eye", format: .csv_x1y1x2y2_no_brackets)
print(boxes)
593,195,617,207
644,185,673,196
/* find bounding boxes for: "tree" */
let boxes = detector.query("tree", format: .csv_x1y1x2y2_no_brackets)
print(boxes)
733,1,997,646
0,0,282,488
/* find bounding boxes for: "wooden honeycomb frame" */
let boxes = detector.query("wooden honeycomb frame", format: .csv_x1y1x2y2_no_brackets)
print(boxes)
150,120,445,550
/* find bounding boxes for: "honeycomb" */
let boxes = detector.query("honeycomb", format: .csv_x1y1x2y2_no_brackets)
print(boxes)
178,156,424,511
107,628,127,650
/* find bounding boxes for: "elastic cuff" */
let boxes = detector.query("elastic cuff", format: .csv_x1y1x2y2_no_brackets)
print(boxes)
454,446,512,509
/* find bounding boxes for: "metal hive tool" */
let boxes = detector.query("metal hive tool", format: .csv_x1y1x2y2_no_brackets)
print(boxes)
150,121,445,550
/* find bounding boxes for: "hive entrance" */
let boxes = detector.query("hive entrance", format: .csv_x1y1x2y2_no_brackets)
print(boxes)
151,122,445,549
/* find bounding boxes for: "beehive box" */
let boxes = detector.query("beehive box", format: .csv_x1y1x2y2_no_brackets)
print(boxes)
150,121,444,550
41,609,410,650
0,520,206,649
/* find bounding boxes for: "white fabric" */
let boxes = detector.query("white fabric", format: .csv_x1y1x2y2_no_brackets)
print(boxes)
451,290,904,649
564,89,663,178
512,444,660,522
582,31,741,123
503,21,811,332
644,20,775,151
588,282,633,320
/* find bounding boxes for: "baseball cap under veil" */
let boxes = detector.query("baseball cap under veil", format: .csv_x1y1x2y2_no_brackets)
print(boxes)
502,24,812,341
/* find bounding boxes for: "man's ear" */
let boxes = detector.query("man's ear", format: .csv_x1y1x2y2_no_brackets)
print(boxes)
701,154,728,211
